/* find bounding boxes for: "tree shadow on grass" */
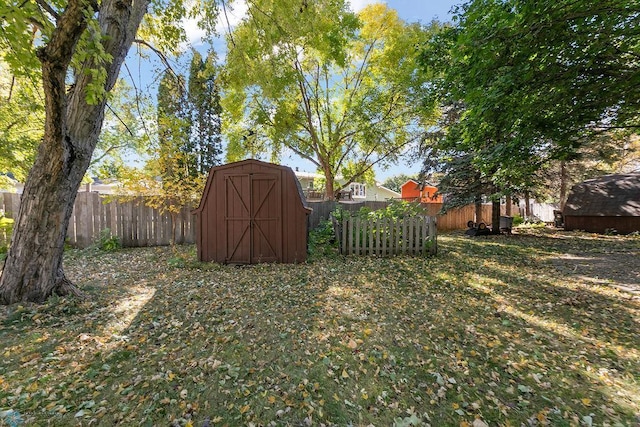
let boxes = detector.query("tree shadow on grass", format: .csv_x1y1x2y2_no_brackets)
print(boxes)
1,235,639,425
415,232,640,421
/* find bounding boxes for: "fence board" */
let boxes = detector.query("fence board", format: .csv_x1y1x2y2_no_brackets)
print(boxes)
381,218,387,255
355,217,360,255
93,193,101,240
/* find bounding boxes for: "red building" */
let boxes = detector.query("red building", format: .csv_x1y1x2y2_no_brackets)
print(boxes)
400,180,443,204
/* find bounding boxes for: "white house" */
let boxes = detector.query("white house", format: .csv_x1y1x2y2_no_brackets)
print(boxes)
293,169,400,201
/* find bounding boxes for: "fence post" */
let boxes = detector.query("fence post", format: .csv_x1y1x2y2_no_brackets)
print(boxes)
2,193,20,218
74,192,93,248
92,193,102,240
139,200,149,247
418,216,424,255
355,217,360,255
431,217,438,254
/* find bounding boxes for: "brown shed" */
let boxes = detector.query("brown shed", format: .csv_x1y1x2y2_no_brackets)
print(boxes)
563,173,640,234
193,159,312,263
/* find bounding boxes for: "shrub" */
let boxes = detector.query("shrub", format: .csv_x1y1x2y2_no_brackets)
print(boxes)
95,228,121,252
364,200,425,220
307,219,339,261
332,200,425,223
0,216,14,259
512,214,524,226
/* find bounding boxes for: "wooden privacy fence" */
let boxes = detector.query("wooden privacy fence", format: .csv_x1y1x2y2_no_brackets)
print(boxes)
335,215,437,256
69,193,195,248
1,192,195,248
306,200,516,232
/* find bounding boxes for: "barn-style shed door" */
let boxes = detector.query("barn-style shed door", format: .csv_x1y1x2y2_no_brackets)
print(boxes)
224,173,282,263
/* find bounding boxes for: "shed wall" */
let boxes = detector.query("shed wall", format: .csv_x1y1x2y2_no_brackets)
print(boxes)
564,216,640,234
195,160,310,263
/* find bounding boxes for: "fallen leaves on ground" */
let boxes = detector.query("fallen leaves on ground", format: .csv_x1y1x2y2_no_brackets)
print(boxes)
0,228,639,426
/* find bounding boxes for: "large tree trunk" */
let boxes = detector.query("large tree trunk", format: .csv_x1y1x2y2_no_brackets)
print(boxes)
491,199,501,234
322,163,335,200
559,161,568,211
0,139,88,303
0,0,149,305
474,195,482,224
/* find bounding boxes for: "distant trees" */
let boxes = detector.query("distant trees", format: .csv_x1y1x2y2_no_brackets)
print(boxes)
381,174,418,193
188,51,223,175
156,50,222,181
157,71,191,179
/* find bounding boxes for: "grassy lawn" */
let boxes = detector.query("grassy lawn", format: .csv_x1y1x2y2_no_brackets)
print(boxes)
1,228,639,426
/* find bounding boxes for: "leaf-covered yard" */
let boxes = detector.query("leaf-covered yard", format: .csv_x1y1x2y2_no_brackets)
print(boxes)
1,229,639,426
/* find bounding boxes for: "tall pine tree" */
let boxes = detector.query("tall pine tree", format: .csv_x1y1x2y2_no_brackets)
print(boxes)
157,71,191,180
188,50,223,175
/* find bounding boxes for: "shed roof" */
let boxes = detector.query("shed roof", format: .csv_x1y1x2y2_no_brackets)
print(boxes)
564,173,640,217
193,159,311,214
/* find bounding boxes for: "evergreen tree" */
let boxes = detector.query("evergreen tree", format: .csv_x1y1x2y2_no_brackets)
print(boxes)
157,71,191,180
188,50,223,175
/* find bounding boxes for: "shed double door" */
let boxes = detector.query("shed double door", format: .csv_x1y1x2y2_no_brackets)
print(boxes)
224,173,282,263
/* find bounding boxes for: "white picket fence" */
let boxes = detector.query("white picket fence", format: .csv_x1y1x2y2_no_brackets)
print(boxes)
336,216,437,256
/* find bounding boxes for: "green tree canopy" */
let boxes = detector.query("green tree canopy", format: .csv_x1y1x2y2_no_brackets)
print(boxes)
0,61,43,188
418,0,640,206
223,1,440,199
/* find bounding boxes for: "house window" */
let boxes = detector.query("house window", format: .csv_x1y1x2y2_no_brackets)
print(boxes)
349,183,366,198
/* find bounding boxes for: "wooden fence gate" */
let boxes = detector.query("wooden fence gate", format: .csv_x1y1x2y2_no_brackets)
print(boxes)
336,216,437,256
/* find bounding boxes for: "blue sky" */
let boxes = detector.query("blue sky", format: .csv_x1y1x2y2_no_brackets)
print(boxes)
124,1,461,181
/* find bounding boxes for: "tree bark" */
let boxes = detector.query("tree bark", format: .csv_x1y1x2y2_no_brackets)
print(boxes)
491,199,501,234
474,195,482,224
0,0,150,305
322,163,335,200
559,161,568,211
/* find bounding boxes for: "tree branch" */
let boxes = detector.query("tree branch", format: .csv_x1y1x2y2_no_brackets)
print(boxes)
34,0,60,21
89,142,129,166
133,39,186,92
123,60,154,148
221,0,236,47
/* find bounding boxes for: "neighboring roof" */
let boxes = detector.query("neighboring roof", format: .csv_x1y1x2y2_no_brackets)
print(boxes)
564,173,640,217
401,179,420,188
400,179,439,190
294,170,324,179
375,184,401,197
